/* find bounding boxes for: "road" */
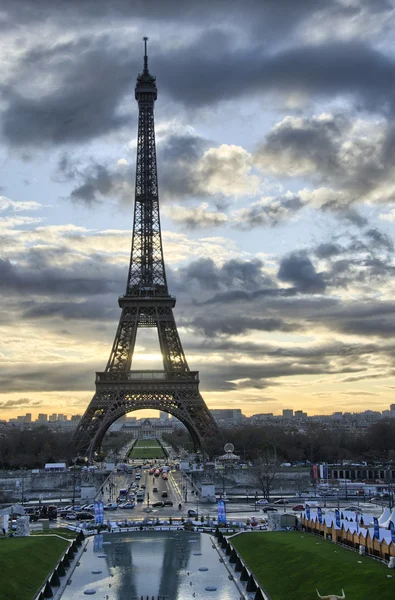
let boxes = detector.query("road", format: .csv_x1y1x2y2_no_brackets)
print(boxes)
48,466,389,529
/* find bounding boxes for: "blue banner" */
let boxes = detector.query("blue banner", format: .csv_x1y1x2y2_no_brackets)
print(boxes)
389,520,395,544
93,533,103,552
94,500,104,525
335,508,341,527
217,499,226,524
305,504,310,520
373,516,379,539
323,463,328,479
317,507,323,524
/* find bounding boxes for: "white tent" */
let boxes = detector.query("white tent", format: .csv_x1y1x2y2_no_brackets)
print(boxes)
378,507,391,525
378,507,395,529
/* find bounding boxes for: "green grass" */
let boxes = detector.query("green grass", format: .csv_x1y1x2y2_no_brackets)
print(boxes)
0,536,69,600
232,532,395,600
134,439,162,448
31,527,77,539
129,438,166,459
130,448,165,459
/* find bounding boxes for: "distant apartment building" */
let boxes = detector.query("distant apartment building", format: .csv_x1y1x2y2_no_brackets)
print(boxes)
49,413,57,423
282,409,294,418
210,409,244,425
37,413,48,423
294,410,308,419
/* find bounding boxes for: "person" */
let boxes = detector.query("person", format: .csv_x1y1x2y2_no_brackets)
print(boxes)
178,503,182,510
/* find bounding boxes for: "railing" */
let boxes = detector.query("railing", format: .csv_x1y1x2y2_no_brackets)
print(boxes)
96,370,199,383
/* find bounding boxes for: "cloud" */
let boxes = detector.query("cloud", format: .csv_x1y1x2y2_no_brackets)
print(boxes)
164,203,228,229
0,397,44,408
0,195,42,212
278,252,326,293
233,193,303,228
3,23,395,149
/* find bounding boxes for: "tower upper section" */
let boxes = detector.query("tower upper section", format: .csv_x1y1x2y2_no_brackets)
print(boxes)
135,37,157,103
125,37,169,299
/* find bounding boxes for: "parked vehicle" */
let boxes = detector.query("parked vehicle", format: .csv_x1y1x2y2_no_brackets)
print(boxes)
76,512,94,521
262,507,278,513
122,502,135,509
104,502,118,510
64,512,77,520
163,500,173,507
152,501,164,507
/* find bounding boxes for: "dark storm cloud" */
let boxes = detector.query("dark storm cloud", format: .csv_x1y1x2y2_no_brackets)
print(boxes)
2,36,136,146
58,133,211,204
365,228,394,252
172,257,275,294
0,256,124,296
190,315,301,338
277,252,326,293
0,361,97,392
314,242,344,259
3,27,395,147
21,300,118,322
234,194,304,228
0,1,348,35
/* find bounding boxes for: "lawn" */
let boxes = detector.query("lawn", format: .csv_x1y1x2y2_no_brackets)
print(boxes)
129,439,166,459
0,536,69,600
31,527,77,539
231,532,395,600
130,448,165,459
134,439,162,448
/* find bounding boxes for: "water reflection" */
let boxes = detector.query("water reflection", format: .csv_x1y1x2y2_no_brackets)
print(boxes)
60,530,238,599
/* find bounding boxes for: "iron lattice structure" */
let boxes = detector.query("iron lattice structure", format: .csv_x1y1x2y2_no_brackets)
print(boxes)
73,40,220,461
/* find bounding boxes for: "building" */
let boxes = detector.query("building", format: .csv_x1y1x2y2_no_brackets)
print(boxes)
210,409,244,425
282,409,294,418
49,414,57,423
294,410,308,419
37,413,48,423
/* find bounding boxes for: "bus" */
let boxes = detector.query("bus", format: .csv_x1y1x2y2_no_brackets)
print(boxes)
136,490,145,502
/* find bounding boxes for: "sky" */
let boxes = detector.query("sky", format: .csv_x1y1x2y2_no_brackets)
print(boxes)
1,0,395,421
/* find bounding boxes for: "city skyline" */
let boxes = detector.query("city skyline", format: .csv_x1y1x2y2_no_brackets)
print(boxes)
1,2,395,420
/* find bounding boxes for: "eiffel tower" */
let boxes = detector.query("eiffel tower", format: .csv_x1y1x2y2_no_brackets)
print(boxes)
73,39,220,461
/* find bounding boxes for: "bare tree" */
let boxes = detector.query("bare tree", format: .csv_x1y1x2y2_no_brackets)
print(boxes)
252,446,280,500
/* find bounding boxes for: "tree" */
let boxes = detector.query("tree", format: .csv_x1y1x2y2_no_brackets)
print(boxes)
252,447,280,500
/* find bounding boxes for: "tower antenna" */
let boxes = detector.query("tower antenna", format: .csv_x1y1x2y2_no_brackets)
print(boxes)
143,36,148,74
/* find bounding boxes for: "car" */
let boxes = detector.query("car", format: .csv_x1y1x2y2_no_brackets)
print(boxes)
153,487,158,493
76,511,94,521
346,506,362,512
122,502,135,509
161,491,168,498
104,502,118,510
274,499,289,504
187,509,197,517
255,499,269,505
292,504,305,511
141,484,146,489
152,501,164,507
82,503,95,511
163,500,173,507
64,512,77,520
262,507,278,513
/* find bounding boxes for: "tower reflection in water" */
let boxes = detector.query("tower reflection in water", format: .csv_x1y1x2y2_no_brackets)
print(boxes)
61,530,238,599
